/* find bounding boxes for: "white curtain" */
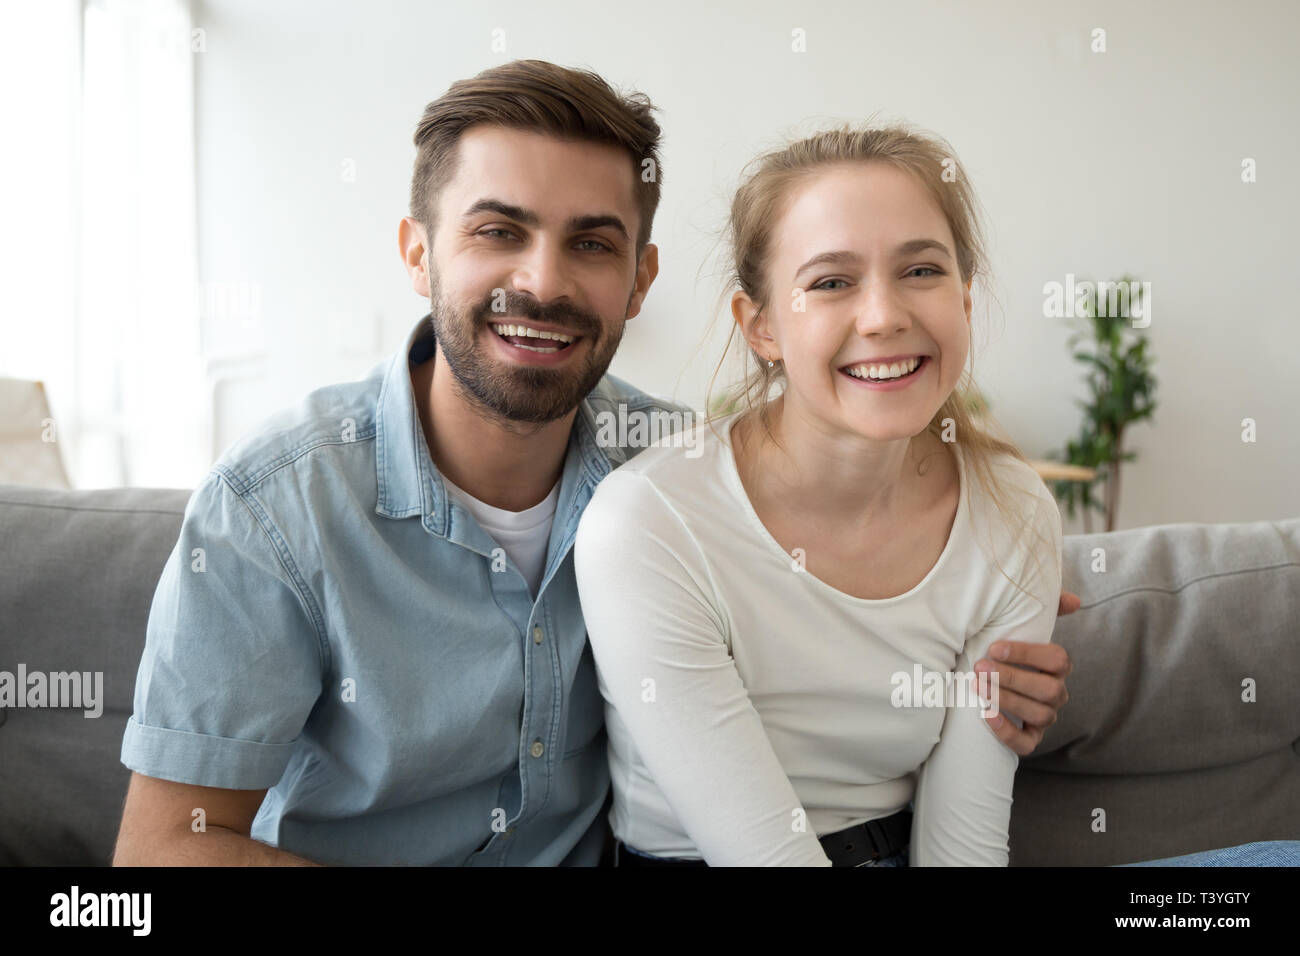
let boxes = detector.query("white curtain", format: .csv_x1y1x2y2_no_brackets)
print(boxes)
0,0,206,489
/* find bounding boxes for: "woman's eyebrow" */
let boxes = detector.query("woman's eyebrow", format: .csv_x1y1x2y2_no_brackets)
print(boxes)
794,239,953,278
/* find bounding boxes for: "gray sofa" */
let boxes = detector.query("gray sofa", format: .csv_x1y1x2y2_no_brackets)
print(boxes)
1,482,1296,866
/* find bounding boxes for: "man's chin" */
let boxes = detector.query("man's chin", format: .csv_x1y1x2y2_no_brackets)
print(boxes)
435,320,621,427
463,374,591,426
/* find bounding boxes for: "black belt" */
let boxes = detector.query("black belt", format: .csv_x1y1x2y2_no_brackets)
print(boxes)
616,808,911,867
819,808,911,866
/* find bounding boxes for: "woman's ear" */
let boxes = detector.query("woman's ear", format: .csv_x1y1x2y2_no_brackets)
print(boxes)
732,289,778,361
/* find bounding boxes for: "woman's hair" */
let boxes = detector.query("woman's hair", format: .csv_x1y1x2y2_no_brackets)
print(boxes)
409,59,664,254
706,121,1055,600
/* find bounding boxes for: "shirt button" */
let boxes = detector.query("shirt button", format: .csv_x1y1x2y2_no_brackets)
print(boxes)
533,625,543,644
530,739,544,758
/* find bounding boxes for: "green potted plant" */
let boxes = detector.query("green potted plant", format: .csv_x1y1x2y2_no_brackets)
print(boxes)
1047,273,1158,532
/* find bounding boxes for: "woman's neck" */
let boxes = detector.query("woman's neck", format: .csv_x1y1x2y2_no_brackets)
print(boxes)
736,395,938,531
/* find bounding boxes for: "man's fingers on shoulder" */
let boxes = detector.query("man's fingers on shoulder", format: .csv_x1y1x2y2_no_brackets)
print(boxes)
988,716,1034,757
994,687,1057,729
1022,723,1046,757
1022,639,1071,677
991,639,1069,675
1057,591,1082,615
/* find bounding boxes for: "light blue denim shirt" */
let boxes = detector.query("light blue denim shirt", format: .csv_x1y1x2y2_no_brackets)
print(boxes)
120,312,694,865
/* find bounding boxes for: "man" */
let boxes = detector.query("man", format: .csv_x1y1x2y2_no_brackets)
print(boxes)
112,59,1075,866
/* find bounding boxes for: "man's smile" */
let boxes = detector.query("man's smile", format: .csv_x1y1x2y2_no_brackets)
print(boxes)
485,321,585,365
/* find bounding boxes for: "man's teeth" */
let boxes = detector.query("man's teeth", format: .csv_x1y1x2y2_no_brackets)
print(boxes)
845,357,922,381
490,323,576,344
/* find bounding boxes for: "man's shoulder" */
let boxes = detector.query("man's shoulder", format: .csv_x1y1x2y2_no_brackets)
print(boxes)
584,371,701,469
213,362,386,496
586,371,694,419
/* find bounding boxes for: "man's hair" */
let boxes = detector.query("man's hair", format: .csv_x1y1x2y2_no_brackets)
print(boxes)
409,59,664,253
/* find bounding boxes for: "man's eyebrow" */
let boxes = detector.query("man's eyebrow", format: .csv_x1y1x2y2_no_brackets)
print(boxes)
793,239,953,277
462,199,629,242
567,214,629,242
463,198,539,226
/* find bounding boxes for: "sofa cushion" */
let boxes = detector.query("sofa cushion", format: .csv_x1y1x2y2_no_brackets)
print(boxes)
1012,518,1300,865
2,482,1297,865
0,484,190,864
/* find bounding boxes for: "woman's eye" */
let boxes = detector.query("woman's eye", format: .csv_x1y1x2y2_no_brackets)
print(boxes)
908,266,942,278
812,278,848,291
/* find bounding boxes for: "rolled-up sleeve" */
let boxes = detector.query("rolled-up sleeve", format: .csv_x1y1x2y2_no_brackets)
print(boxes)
120,470,325,790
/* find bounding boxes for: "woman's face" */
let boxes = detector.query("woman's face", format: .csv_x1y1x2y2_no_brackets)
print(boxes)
740,162,971,442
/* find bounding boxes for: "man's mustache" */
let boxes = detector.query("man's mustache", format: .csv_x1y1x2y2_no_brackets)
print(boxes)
475,292,601,338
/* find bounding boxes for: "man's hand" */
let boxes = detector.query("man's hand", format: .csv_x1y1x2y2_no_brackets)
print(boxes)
975,591,1080,757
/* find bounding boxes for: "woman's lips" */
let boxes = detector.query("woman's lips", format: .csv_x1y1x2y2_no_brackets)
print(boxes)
838,356,929,390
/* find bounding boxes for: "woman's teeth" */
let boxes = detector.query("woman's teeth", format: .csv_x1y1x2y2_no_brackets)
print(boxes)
843,356,923,381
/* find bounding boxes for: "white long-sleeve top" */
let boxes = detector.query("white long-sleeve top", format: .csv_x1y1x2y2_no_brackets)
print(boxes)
573,410,1063,866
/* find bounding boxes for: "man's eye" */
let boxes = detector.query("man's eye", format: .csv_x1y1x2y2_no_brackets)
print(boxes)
576,239,612,253
480,228,516,240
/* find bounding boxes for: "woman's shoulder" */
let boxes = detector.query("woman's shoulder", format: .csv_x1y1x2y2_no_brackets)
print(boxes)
591,414,732,498
577,415,741,561
955,443,1057,518
955,444,1063,572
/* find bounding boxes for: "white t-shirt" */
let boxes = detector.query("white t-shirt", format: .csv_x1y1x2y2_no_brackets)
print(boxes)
441,473,560,600
573,411,1063,866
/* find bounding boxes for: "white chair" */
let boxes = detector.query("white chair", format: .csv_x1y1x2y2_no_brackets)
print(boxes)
0,378,72,488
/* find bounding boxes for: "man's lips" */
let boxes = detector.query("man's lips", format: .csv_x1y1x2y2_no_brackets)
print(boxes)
485,317,588,341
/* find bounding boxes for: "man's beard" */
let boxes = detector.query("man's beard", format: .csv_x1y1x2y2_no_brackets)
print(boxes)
426,270,628,428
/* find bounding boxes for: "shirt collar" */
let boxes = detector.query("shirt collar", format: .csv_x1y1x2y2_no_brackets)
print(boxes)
374,313,618,532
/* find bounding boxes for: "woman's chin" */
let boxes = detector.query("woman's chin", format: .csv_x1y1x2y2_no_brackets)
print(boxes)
834,411,936,443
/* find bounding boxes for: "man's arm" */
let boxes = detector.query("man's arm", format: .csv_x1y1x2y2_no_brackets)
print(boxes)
975,590,1079,756
112,772,321,866
118,471,325,864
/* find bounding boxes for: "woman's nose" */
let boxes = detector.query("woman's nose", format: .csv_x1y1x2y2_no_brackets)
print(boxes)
853,283,912,337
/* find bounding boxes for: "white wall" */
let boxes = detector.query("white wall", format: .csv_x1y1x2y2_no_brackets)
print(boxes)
193,0,1300,531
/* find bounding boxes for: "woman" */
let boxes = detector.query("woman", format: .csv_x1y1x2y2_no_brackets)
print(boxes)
573,122,1063,866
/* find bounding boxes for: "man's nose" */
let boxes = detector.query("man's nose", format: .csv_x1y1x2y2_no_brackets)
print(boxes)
511,237,577,305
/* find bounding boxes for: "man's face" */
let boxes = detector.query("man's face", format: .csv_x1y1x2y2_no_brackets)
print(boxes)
413,126,656,425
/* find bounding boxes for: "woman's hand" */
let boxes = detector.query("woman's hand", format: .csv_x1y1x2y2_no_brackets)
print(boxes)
973,590,1080,757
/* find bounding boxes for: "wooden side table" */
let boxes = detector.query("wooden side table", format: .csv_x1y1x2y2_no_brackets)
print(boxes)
1028,460,1097,483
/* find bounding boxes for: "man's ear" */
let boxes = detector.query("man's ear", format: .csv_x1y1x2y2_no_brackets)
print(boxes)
399,217,431,299
625,243,660,320
732,289,778,361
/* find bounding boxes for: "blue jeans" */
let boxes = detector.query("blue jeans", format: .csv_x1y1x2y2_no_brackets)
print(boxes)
857,845,908,867
618,840,1299,867
1117,841,1300,866
616,841,909,866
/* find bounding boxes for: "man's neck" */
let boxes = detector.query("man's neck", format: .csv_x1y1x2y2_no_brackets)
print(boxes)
411,351,576,513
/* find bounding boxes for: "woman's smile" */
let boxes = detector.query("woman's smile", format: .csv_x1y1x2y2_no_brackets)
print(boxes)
838,354,930,390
